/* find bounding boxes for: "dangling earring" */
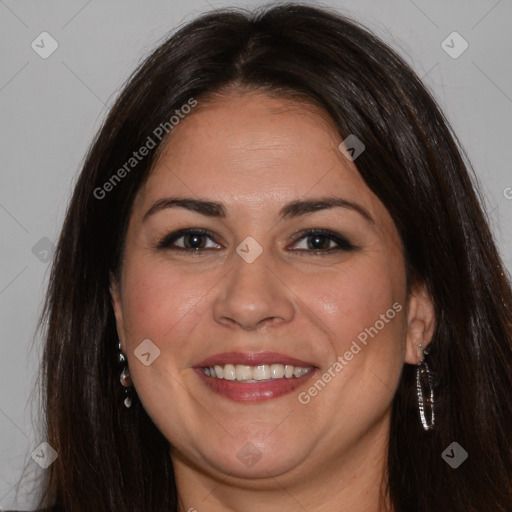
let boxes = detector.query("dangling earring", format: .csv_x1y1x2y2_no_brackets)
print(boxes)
416,343,434,430
118,341,133,408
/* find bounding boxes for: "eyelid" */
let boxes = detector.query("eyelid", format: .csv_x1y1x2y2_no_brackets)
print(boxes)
288,228,356,252
156,228,221,250
156,227,356,253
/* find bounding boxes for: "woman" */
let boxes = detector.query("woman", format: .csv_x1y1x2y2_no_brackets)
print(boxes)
23,3,512,511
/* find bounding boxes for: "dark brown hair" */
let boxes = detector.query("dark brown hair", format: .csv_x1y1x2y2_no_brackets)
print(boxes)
29,3,512,511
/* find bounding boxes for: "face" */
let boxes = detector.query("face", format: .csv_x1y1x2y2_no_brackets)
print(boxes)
111,91,434,488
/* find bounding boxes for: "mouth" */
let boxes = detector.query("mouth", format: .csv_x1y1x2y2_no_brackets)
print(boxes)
194,352,318,402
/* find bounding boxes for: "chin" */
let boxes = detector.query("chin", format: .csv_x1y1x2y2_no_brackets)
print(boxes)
191,430,310,481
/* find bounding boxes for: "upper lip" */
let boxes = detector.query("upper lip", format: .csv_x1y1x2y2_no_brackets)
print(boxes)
195,352,316,368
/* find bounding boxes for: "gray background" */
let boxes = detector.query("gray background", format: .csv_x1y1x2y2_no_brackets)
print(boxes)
1,0,511,508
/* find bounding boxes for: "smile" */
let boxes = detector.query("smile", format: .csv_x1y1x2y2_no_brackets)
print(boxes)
194,352,318,402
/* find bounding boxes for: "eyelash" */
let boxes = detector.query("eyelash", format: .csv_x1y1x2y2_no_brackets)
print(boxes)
156,228,357,254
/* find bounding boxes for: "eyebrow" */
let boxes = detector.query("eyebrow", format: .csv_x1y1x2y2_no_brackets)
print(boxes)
143,196,374,224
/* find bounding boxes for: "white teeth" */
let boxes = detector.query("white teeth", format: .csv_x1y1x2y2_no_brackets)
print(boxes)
253,364,270,381
293,366,305,377
214,365,224,378
270,364,285,379
223,363,236,380
235,365,253,381
202,363,313,382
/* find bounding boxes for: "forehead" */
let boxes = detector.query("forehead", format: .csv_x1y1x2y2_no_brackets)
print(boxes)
134,91,383,223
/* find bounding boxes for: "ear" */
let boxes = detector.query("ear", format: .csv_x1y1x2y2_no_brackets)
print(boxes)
404,282,436,364
109,272,126,352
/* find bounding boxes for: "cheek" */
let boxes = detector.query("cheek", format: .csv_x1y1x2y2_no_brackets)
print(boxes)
291,252,406,355
120,259,213,349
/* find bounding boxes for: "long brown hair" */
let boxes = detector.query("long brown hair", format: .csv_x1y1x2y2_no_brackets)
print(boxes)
31,3,512,511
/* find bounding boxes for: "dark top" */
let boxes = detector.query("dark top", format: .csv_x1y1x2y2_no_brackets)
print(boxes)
6,509,59,512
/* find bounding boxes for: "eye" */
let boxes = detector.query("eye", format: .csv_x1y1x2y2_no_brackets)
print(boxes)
156,228,356,254
156,229,221,251
289,229,356,253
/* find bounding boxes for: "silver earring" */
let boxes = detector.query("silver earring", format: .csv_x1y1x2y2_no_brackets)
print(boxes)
416,344,434,430
118,341,133,408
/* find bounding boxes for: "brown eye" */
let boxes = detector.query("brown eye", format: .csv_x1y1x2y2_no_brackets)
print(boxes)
182,233,207,249
290,229,356,253
157,229,221,251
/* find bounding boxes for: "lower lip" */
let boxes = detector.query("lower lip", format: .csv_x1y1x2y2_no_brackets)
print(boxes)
194,368,318,402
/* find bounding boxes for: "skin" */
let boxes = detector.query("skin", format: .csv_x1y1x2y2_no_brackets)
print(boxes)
111,90,435,512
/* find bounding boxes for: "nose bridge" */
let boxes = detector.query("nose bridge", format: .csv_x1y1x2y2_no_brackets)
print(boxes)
212,243,294,329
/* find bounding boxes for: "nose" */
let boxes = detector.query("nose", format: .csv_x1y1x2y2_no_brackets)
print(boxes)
212,248,295,331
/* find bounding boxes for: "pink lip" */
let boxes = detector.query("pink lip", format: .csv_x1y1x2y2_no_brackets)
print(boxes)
195,351,316,368
193,352,318,402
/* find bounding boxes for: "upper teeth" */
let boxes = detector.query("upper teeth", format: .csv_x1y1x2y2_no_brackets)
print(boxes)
203,364,313,382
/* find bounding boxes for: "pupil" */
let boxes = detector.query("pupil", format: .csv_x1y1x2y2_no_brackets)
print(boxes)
308,235,328,250
185,234,204,249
